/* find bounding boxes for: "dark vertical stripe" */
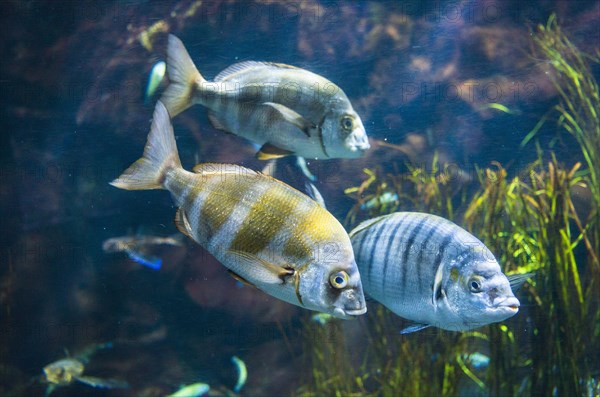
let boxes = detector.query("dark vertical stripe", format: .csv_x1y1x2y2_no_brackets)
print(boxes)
366,222,388,286
415,219,441,295
400,216,427,299
381,214,411,295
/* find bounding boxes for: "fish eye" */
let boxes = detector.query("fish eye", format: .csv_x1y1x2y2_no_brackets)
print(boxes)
469,279,482,292
340,116,354,132
329,271,349,289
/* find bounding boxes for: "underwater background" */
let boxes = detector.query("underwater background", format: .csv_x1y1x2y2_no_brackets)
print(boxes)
1,0,599,396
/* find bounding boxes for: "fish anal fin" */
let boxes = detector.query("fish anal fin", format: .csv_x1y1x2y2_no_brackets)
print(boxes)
227,270,257,288
263,102,313,137
75,375,129,389
227,250,294,285
207,111,229,132
256,143,295,160
174,208,194,240
400,323,431,334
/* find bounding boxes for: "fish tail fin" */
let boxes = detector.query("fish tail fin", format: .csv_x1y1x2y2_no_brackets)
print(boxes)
161,34,205,117
110,101,182,190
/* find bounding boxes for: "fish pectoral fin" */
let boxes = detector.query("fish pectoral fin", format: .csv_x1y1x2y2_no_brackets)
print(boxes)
227,269,257,288
174,208,194,240
75,376,129,389
400,323,431,334
228,250,294,284
507,272,535,291
262,102,313,137
256,143,295,160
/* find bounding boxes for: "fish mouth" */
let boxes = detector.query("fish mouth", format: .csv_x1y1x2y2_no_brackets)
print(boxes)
495,296,520,312
333,306,367,318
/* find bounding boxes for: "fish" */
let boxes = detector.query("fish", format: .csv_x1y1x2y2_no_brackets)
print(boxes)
43,343,128,396
110,101,366,319
360,191,399,210
102,233,183,270
167,382,210,397
261,156,325,208
231,356,247,393
160,34,370,160
311,312,335,326
349,212,524,333
145,61,166,103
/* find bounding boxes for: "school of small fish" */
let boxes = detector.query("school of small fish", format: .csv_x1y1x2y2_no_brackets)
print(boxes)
99,31,530,393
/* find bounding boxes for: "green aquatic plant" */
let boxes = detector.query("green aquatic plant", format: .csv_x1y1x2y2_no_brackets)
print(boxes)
344,153,465,225
301,15,600,397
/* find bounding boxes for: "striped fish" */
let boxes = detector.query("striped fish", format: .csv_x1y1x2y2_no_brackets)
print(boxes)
350,212,523,332
160,34,370,160
111,101,366,319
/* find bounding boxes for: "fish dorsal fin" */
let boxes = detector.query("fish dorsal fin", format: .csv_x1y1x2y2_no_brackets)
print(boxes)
507,272,535,291
174,208,194,239
227,250,294,285
214,61,299,81
348,215,388,239
400,323,431,334
192,163,259,176
256,143,295,160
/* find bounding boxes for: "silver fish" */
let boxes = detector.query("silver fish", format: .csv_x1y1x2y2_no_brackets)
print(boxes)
110,101,366,319
350,212,523,332
161,34,370,160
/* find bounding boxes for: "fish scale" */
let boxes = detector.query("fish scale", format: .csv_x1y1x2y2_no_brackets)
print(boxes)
350,212,522,332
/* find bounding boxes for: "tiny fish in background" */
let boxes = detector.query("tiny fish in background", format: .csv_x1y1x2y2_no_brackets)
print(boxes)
102,233,183,270
167,382,210,397
145,60,166,104
311,312,335,326
110,101,366,319
42,343,128,396
231,356,247,393
360,191,399,210
161,34,370,160
350,212,528,333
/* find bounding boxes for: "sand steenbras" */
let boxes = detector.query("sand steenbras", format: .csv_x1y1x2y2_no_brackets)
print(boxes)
111,101,366,318
350,212,526,333
161,34,370,160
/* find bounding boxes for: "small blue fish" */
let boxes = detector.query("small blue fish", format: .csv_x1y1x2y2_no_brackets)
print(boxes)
231,356,247,393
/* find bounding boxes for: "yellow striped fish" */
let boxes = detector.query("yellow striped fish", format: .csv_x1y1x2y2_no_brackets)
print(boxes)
160,35,370,160
111,101,366,319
